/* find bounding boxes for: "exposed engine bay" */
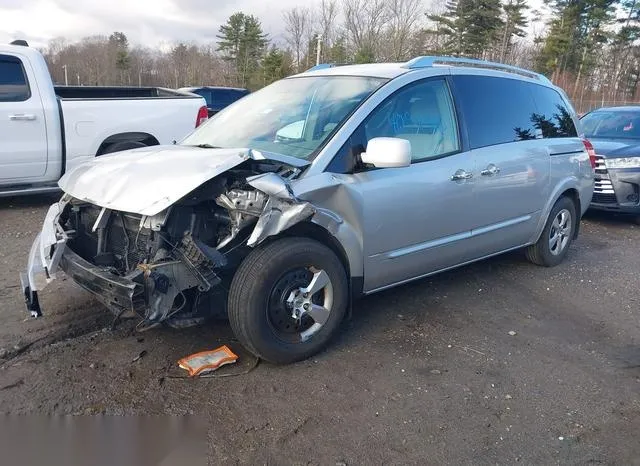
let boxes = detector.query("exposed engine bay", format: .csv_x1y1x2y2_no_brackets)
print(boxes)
55,159,314,328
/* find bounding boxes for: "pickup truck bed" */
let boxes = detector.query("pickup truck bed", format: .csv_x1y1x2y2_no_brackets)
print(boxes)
54,86,195,99
0,41,208,197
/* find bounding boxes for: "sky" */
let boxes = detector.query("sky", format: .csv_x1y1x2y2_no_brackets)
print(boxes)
0,0,549,50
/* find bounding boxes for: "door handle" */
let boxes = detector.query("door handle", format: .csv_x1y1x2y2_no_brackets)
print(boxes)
9,114,36,121
480,164,501,176
451,169,473,181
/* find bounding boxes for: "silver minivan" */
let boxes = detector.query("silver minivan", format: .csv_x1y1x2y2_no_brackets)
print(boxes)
22,57,595,363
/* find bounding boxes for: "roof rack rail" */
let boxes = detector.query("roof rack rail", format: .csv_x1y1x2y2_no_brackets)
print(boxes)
403,56,551,84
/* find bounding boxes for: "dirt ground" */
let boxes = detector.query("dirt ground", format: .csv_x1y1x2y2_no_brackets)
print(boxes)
0,194,639,465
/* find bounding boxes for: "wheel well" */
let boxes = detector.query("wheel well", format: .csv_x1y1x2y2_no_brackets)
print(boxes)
280,221,359,313
560,188,581,239
96,132,160,155
281,222,351,278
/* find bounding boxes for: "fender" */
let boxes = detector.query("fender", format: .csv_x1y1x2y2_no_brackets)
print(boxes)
310,208,364,281
247,171,366,281
531,176,581,243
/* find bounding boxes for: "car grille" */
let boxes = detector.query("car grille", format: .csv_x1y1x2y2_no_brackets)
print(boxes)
592,192,618,204
593,156,618,204
594,156,608,175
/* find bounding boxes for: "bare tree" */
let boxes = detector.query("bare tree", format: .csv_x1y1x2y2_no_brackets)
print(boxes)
422,1,447,55
317,0,339,59
283,7,311,71
342,0,389,61
386,0,423,61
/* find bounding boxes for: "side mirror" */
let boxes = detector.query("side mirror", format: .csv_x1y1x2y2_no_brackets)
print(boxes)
360,137,411,168
275,120,305,141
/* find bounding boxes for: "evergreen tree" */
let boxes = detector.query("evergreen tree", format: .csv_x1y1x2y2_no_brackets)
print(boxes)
427,0,504,57
328,36,348,63
109,32,130,84
464,0,504,57
261,47,292,85
217,12,268,87
427,0,469,56
354,45,376,63
606,0,640,99
498,0,528,61
536,0,615,78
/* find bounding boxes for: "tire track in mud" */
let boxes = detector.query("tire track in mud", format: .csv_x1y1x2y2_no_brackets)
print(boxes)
0,311,118,367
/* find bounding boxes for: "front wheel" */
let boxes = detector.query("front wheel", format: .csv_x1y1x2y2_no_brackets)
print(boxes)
228,237,348,364
526,196,577,267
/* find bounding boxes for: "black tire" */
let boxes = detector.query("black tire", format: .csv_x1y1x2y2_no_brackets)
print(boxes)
101,140,147,155
228,237,348,364
526,196,577,267
632,215,640,226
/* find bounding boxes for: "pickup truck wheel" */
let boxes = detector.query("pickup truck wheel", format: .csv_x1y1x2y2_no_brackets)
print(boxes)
526,196,576,267
228,237,348,364
101,140,147,155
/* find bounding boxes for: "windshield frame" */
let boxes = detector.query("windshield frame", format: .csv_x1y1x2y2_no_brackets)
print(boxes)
181,75,389,162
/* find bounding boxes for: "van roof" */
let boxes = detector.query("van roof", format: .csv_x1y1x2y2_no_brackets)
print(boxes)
296,56,552,85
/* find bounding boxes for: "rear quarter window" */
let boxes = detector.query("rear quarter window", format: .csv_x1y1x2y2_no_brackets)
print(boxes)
212,89,247,108
0,55,30,102
212,89,232,105
529,85,578,138
451,75,539,149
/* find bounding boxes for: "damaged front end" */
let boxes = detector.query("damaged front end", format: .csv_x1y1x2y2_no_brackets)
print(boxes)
21,158,315,327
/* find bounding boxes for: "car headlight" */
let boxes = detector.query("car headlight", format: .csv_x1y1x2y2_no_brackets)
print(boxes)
605,157,640,169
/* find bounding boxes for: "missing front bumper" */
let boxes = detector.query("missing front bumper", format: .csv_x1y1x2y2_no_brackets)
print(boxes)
59,248,142,313
20,200,221,321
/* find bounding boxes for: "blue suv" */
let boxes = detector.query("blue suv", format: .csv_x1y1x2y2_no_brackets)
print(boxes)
179,86,249,117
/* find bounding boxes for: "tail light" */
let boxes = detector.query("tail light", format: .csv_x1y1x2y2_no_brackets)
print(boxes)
582,138,597,169
195,106,208,128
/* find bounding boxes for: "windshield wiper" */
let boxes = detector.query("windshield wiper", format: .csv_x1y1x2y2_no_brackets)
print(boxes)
190,143,221,149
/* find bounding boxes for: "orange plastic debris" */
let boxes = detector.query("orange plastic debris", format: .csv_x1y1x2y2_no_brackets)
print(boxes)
177,345,239,377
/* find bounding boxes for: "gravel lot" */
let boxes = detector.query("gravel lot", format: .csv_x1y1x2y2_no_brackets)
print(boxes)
0,194,639,464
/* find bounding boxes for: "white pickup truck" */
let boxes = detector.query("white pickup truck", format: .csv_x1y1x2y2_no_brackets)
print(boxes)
0,40,208,196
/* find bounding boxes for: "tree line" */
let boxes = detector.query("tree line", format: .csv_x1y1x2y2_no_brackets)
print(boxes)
40,0,640,112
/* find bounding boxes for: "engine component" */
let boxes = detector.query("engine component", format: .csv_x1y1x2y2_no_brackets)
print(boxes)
139,259,201,322
216,189,267,248
174,232,226,292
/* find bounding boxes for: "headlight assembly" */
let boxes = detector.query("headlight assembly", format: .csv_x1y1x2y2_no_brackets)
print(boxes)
604,157,640,169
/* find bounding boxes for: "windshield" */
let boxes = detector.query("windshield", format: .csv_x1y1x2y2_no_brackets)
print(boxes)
581,110,640,139
182,76,386,160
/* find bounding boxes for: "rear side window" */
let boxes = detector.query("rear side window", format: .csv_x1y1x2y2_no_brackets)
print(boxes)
212,89,235,107
529,85,578,138
452,75,538,149
0,55,30,102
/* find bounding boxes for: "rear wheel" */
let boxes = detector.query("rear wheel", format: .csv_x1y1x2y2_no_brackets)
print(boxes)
228,237,348,364
526,196,576,267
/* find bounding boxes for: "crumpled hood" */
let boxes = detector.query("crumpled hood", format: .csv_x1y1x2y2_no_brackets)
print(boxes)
58,145,308,216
